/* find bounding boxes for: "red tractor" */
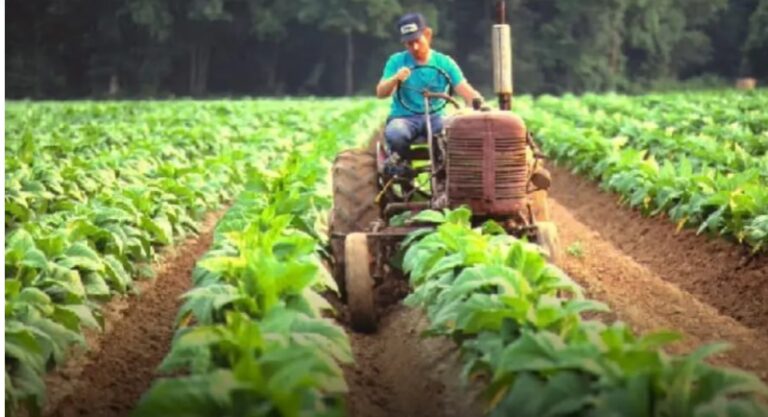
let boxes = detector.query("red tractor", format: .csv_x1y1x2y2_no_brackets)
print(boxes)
328,3,560,332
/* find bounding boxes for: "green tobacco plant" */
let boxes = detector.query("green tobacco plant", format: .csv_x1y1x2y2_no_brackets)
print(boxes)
4,99,386,416
566,241,584,258
133,311,348,417
400,208,768,417
177,209,322,324
5,280,99,415
133,100,387,417
514,91,768,252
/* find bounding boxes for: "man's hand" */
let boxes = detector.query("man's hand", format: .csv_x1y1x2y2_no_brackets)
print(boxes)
376,67,412,98
472,97,491,111
394,67,411,82
455,81,484,107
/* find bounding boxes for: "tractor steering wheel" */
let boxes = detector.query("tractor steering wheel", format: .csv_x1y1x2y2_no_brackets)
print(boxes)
396,65,459,115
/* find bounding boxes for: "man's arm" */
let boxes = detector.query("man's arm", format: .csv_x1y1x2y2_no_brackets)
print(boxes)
376,77,399,98
376,67,411,98
454,81,484,106
443,56,483,106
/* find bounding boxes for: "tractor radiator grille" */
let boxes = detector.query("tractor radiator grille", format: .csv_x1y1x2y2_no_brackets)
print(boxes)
494,137,528,200
447,137,484,200
444,112,529,216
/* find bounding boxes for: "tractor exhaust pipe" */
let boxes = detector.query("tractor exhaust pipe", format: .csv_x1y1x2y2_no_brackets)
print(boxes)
492,1,513,110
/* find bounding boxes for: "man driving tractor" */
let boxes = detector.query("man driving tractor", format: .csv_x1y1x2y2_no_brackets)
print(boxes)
376,13,485,168
332,3,558,332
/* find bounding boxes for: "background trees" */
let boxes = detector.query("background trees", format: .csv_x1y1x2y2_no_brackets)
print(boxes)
6,0,767,98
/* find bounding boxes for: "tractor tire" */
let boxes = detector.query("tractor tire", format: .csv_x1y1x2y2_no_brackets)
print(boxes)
344,233,377,332
536,221,561,264
329,149,380,298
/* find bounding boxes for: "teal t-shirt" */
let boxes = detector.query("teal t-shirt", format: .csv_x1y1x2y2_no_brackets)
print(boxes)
381,50,465,117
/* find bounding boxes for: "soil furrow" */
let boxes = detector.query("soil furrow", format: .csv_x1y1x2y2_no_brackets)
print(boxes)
343,305,483,417
548,164,768,335
43,212,222,417
546,166,768,379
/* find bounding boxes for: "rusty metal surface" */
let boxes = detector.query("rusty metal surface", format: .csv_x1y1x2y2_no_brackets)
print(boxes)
330,226,433,240
444,111,528,216
366,226,433,238
383,202,431,218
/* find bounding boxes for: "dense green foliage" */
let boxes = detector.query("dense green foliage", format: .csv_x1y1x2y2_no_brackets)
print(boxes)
7,0,768,98
515,90,768,251
133,106,384,417
3,99,386,416
402,208,768,416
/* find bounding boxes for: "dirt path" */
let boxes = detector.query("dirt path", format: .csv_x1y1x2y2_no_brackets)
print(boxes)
547,165,768,379
548,165,768,333
343,305,484,417
43,212,222,417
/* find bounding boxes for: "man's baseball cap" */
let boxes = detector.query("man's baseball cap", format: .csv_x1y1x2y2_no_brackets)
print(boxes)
397,13,427,42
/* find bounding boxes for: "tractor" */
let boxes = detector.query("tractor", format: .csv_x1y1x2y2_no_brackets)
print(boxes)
328,2,560,332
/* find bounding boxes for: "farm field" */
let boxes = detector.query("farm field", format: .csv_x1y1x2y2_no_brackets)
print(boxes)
5,93,768,417
4,99,386,416
515,91,768,251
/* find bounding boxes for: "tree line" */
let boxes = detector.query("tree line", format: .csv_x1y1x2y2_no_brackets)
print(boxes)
6,0,768,98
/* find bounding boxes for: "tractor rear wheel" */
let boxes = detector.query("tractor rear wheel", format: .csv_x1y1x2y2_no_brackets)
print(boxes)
329,149,380,298
344,232,377,332
536,221,561,264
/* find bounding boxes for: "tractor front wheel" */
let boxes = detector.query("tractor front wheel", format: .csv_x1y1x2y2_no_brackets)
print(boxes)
328,149,380,298
344,232,377,332
536,221,561,264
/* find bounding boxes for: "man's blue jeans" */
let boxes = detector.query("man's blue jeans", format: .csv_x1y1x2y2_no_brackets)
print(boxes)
384,114,443,156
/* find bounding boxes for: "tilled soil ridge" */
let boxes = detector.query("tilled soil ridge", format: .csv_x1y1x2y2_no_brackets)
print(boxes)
548,164,768,335
546,167,768,380
44,212,222,417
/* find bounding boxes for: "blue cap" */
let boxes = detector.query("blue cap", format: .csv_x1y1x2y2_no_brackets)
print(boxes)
397,13,427,42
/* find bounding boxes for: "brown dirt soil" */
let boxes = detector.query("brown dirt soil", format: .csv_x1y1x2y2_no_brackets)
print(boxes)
547,165,768,380
548,164,768,334
43,211,223,417
324,272,482,417
342,305,484,417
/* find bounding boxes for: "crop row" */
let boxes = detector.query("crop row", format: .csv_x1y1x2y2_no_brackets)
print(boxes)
514,92,768,251
5,100,340,229
532,92,768,174
4,99,385,416
132,102,386,416
577,91,768,155
402,208,768,416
